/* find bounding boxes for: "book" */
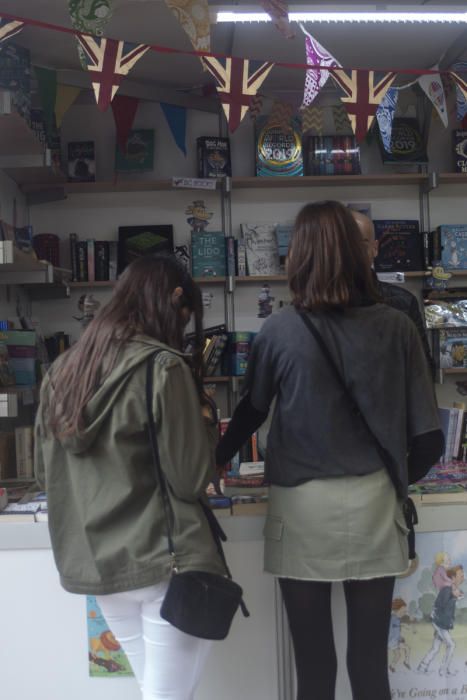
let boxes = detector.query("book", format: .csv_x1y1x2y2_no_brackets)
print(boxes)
115,129,154,173
373,220,422,272
0,433,16,480
94,241,110,282
241,223,280,276
453,130,467,173
76,241,88,282
239,461,264,478
191,231,226,277
379,118,428,164
0,487,7,511
222,476,269,497
231,500,268,516
197,137,231,178
224,331,254,376
67,141,95,182
226,236,236,277
0,501,39,522
437,330,467,369
69,233,78,282
438,407,462,462
236,239,247,276
255,116,303,176
275,224,293,272
15,426,34,479
14,226,33,254
438,225,467,270
118,225,173,275
304,135,361,176
0,342,16,387
423,287,467,328
0,330,36,385
87,239,95,283
108,241,118,281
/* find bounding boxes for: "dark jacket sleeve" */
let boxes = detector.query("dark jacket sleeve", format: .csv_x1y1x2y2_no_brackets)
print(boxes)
405,292,435,376
407,428,444,484
216,394,268,466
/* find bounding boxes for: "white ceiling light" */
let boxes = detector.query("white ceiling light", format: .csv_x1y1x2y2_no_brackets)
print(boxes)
215,6,467,24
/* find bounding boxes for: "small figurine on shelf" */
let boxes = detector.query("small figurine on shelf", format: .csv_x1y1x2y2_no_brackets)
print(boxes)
174,244,190,270
185,200,212,233
74,294,101,328
425,262,452,291
258,284,274,318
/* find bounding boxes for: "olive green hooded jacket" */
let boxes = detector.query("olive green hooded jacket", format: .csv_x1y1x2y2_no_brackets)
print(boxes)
34,335,225,595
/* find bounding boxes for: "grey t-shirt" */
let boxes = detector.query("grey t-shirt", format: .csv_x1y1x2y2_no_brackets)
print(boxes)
242,304,440,496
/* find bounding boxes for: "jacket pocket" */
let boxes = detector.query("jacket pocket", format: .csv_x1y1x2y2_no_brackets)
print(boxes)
263,515,283,541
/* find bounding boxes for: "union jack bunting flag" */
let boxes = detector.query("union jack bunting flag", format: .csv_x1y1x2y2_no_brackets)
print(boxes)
451,71,467,102
331,69,396,142
202,56,274,132
0,17,24,44
77,35,149,112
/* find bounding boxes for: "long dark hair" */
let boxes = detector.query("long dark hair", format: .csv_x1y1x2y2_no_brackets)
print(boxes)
46,255,205,438
288,200,380,311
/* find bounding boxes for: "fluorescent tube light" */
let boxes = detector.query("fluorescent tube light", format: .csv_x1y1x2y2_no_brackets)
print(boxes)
216,11,467,24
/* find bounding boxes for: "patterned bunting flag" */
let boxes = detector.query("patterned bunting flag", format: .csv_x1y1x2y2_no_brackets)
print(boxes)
202,56,274,133
267,100,294,131
69,0,114,68
249,95,264,120
376,87,398,152
164,0,211,53
0,17,24,44
301,27,340,107
76,35,149,112
301,106,323,135
260,0,294,39
451,63,467,122
418,71,448,128
332,69,396,142
332,104,352,133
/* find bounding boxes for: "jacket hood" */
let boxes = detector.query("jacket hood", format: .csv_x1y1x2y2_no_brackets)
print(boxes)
54,336,186,455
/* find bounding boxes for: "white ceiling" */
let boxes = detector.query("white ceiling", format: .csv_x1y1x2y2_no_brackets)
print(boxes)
3,0,467,96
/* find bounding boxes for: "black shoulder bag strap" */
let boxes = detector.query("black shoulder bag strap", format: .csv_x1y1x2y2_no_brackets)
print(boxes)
145,350,250,616
297,311,418,559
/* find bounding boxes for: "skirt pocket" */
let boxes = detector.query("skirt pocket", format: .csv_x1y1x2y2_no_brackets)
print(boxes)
263,515,284,574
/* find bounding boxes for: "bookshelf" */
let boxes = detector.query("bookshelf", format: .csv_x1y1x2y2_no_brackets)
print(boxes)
0,243,71,289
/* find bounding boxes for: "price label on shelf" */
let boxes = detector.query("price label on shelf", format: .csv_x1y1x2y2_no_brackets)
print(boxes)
376,272,406,284
172,177,217,190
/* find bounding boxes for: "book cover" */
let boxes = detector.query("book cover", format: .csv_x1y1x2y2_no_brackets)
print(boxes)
236,239,247,276
453,130,467,173
94,241,110,281
118,225,173,275
304,135,361,176
67,141,95,183
438,330,467,369
379,118,428,164
115,129,154,173
241,223,280,276
197,137,231,178
191,231,226,278
275,224,293,271
373,220,422,272
14,226,33,254
0,330,36,385
255,116,303,177
87,239,95,283
225,331,254,376
0,342,16,387
438,224,467,270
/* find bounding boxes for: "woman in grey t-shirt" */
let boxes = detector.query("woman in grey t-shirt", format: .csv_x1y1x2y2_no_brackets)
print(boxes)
217,201,443,700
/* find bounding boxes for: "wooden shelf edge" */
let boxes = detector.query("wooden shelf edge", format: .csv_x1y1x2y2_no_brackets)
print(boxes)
236,275,287,283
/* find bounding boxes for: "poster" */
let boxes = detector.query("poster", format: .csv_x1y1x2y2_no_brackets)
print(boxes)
390,530,467,697
87,596,133,677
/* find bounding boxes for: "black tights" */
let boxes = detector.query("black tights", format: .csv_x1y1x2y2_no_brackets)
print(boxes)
279,576,395,700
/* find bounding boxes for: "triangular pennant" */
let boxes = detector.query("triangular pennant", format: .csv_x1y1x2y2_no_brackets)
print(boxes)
267,100,294,131
301,106,323,135
332,104,352,133
76,35,149,112
160,102,187,156
418,70,448,128
34,67,57,140
301,26,341,107
0,17,24,44
202,56,274,133
55,84,81,128
69,0,114,68
451,64,467,122
332,70,397,142
164,0,210,54
260,0,294,39
111,95,139,153
376,87,399,152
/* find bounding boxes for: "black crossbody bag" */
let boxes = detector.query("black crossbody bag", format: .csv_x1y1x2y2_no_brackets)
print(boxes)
297,311,418,560
145,351,249,640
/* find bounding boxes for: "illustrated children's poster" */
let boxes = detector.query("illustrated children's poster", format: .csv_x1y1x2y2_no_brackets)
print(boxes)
389,531,467,697
87,596,133,678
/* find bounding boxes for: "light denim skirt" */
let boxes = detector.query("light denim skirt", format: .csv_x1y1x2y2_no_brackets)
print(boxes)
263,468,409,581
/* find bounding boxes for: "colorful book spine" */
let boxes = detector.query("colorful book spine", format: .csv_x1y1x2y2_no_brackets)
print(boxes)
108,241,118,281
87,239,95,283
69,233,78,282
76,241,88,282
94,241,110,282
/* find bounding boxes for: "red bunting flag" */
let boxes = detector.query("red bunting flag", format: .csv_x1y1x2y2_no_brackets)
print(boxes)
0,17,24,43
202,56,274,133
331,69,396,143
76,35,149,112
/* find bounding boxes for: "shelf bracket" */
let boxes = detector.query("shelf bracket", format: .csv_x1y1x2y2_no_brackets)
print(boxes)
423,171,439,194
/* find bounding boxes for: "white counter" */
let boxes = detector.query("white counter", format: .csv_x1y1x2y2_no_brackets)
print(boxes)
2,506,467,700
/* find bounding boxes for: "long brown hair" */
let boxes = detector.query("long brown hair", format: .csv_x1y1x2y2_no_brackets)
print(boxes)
288,200,380,311
46,255,205,438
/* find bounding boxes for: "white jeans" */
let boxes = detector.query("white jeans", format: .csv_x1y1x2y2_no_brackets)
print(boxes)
96,581,212,700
